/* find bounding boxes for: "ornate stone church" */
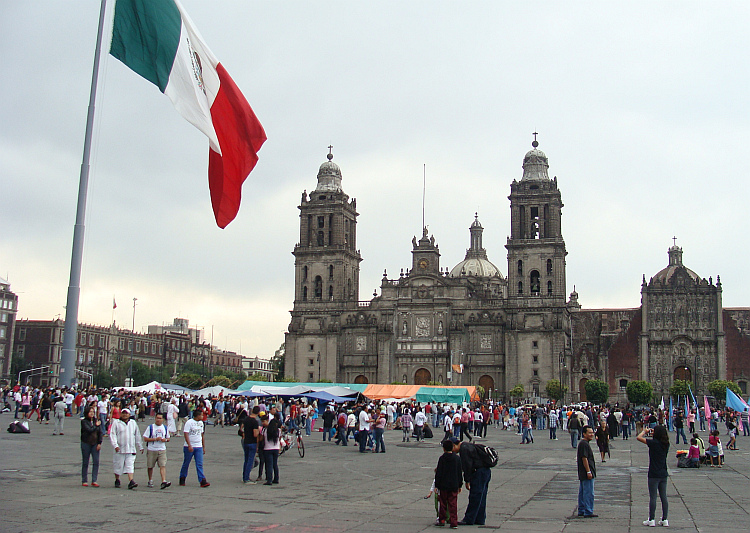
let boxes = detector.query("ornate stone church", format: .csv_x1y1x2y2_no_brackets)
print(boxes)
285,142,750,403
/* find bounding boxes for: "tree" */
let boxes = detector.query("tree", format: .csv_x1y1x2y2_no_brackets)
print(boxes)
174,373,204,389
270,343,285,380
669,379,691,399
205,375,233,388
247,372,269,382
317,378,333,383
10,349,32,383
279,376,299,382
584,380,609,405
707,380,742,402
545,379,568,401
509,384,525,399
626,380,653,405
474,385,485,398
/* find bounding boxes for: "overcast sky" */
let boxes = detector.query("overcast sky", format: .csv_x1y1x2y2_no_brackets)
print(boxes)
3,2,748,359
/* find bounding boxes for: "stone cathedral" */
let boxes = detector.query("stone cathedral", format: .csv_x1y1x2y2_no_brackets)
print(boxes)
285,141,750,403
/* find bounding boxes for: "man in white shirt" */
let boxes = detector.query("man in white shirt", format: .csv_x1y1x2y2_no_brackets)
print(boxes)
97,396,109,435
64,391,74,415
358,407,371,453
143,413,171,489
180,408,210,487
109,408,143,489
414,409,427,441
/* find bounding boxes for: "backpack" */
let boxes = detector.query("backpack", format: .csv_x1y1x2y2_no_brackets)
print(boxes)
474,443,499,468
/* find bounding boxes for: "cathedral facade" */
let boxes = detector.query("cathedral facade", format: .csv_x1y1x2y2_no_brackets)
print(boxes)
285,142,750,403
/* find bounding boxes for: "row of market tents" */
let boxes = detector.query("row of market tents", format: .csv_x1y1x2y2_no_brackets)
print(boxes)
118,380,480,404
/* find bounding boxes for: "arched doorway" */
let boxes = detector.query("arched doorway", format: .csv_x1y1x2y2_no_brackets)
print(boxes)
674,366,691,382
479,375,494,399
414,368,431,385
354,375,368,384
579,378,589,401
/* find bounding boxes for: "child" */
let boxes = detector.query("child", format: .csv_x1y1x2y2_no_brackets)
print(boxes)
708,430,721,468
401,409,413,442
687,438,700,468
433,438,462,529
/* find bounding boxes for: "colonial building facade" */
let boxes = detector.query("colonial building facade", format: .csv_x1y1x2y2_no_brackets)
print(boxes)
285,140,750,403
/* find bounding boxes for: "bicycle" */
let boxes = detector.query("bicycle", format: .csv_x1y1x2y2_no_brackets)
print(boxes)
279,426,305,458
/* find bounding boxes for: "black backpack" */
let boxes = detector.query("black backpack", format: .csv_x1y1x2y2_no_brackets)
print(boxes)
474,443,498,468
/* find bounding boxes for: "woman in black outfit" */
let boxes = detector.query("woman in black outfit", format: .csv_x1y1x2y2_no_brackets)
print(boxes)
80,405,103,487
637,424,669,527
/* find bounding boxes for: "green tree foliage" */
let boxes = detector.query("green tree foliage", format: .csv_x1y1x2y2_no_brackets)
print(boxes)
175,373,204,389
626,380,653,405
390,381,407,385
247,372,270,382
205,375,233,388
669,379,691,399
545,379,568,401
270,343,285,380
509,384,525,398
584,379,609,405
474,385,485,398
279,376,299,382
707,380,742,401
11,350,32,382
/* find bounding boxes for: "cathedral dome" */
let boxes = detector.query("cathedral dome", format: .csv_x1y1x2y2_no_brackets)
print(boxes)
521,140,550,181
651,245,700,283
314,152,343,193
449,257,502,278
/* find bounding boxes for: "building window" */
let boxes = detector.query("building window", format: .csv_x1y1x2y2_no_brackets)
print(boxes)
530,270,540,295
128,340,133,351
739,381,748,395
329,265,334,279
19,328,26,341
517,260,523,276
309,344,314,351
302,265,308,281
308,358,314,366
547,280,553,295
308,372,314,380
89,335,95,347
314,276,323,299
99,336,105,348
0,327,5,339
317,231,325,246
533,355,538,363
119,339,125,350
135,341,141,352
517,281,523,295
532,341,538,348
0,313,6,323
17,345,24,357
80,333,86,344
318,216,325,229
329,285,334,301
619,379,628,391
533,369,538,376
302,286,308,301
151,343,156,354
530,206,540,239
546,258,553,275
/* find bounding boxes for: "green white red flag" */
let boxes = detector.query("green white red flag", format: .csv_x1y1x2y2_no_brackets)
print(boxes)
110,0,266,228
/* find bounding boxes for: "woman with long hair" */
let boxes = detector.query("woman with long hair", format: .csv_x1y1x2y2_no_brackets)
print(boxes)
261,414,280,485
637,424,670,527
595,422,610,462
80,405,103,487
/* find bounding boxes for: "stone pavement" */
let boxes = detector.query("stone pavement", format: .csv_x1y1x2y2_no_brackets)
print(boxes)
1,413,749,532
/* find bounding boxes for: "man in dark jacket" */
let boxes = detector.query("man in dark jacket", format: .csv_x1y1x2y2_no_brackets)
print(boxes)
321,406,336,441
453,439,491,526
435,438,462,528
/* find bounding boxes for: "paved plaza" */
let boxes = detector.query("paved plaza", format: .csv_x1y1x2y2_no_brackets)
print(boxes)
1,414,749,532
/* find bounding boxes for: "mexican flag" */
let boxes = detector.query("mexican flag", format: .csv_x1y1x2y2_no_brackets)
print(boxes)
110,0,266,228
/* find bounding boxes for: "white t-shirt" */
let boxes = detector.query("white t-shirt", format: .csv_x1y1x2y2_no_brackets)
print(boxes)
358,410,370,431
183,418,204,448
97,400,108,415
144,423,169,451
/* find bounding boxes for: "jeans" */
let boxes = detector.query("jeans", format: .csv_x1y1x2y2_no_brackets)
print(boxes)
743,420,750,437
180,447,205,482
323,426,332,441
521,427,531,443
578,478,595,516
415,425,424,441
549,426,557,439
264,449,279,483
99,413,108,432
335,426,347,445
537,416,545,430
359,430,368,451
463,467,491,525
242,442,257,482
570,429,579,448
699,418,705,431
305,418,311,436
675,427,687,444
81,442,99,483
648,476,668,521
373,427,386,452
621,425,630,439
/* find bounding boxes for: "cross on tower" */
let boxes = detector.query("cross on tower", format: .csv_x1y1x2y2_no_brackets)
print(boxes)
533,131,538,142
672,236,677,246
328,145,333,155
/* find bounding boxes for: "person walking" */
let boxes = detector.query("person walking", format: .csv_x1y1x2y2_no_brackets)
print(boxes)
180,408,210,487
143,413,171,489
637,425,670,527
240,406,260,484
595,422,610,463
373,411,387,453
109,408,143,489
674,411,688,445
549,408,559,440
576,426,597,518
80,405,103,487
52,395,67,435
434,438,463,529
569,413,581,449
414,408,427,442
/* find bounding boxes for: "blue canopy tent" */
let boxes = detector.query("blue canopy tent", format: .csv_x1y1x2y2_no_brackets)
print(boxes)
303,390,355,403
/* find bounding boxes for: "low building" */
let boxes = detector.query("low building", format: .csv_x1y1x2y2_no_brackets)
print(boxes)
0,277,19,381
242,356,275,381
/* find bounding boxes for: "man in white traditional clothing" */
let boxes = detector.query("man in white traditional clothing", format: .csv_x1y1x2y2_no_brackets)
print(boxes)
109,408,143,489
167,397,179,436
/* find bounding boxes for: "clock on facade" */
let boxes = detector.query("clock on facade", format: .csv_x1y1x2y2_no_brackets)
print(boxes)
418,258,429,269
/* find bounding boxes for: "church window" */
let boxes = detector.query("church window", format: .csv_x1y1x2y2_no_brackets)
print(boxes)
619,379,628,391
317,231,324,246
533,355,538,363
309,344,314,351
533,369,538,376
329,265,334,279
530,206,540,239
318,216,325,228
739,381,747,395
543,204,550,238
308,358,314,366
328,285,334,300
329,230,332,245
547,280,553,295
533,341,538,348
533,384,540,396
546,259,553,276
302,286,307,301
517,260,523,276
314,276,323,299
530,270,540,295
307,215,312,245
519,206,526,239
302,266,308,281
518,281,523,295
308,372,314,380
348,279,352,299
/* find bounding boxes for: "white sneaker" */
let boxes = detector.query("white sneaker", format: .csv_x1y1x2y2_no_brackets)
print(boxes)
643,519,655,527
147,480,154,488
658,519,669,527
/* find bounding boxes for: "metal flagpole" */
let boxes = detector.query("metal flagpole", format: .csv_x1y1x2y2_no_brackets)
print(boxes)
59,0,108,388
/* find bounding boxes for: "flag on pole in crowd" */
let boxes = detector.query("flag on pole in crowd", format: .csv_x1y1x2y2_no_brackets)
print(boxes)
688,385,698,410
659,396,665,411
726,387,750,414
668,396,674,430
110,0,267,228
685,395,690,420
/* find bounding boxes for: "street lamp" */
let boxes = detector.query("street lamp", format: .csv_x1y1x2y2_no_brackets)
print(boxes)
128,297,137,386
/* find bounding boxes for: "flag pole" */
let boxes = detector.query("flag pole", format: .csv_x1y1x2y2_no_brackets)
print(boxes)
59,0,108,388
